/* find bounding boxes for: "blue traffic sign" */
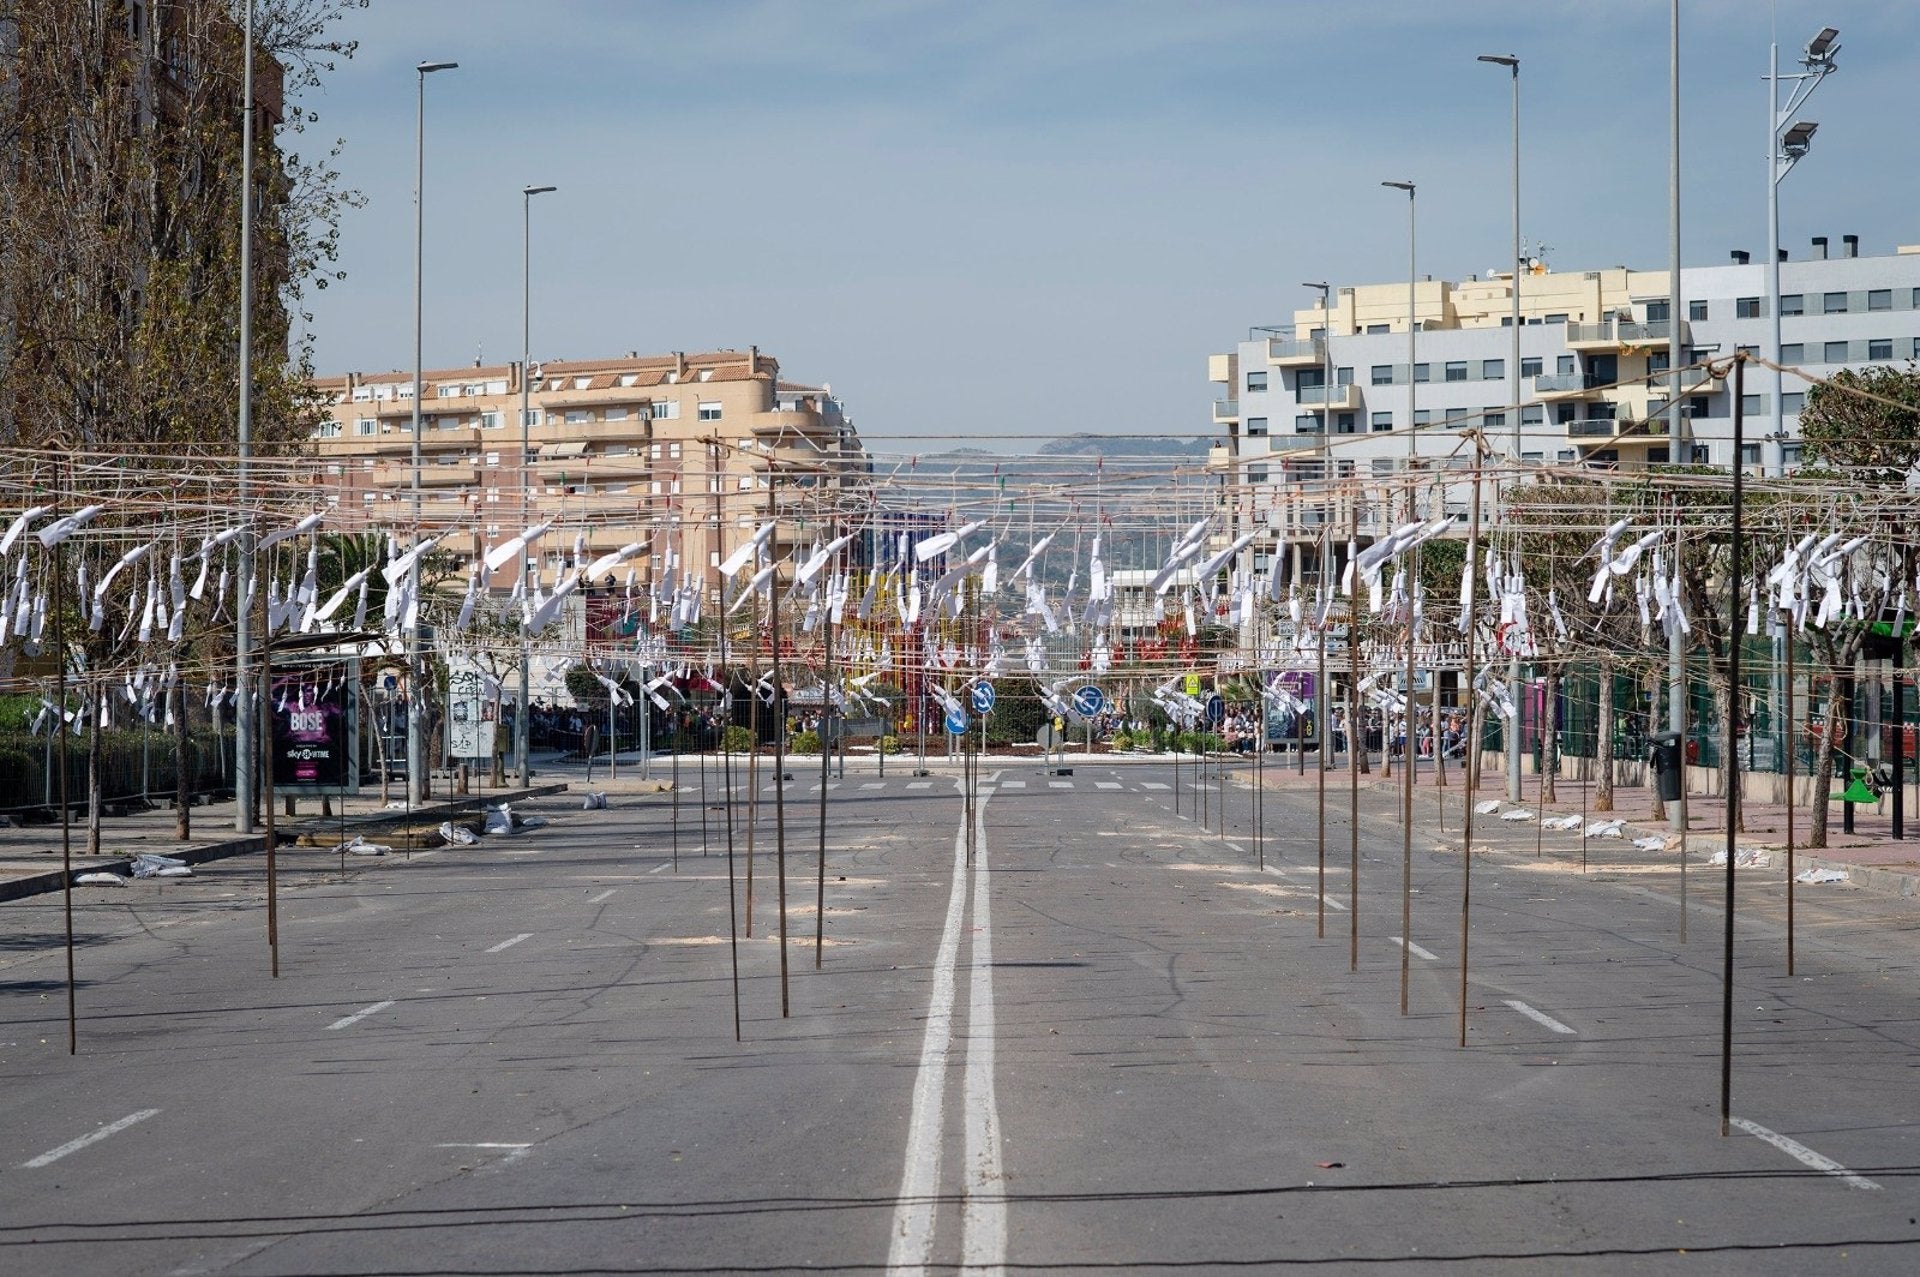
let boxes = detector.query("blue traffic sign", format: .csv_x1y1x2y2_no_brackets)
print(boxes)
1205,693,1226,725
1071,684,1106,718
970,683,997,714
945,706,970,735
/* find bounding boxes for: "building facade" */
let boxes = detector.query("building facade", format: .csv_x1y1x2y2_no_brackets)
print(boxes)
1211,238,1920,552
310,348,871,595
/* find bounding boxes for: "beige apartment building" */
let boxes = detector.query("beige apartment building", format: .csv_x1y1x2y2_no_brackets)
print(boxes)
310,348,871,595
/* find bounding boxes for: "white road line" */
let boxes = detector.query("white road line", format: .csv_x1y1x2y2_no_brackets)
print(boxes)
1095,781,1123,790
649,864,669,874
1503,999,1576,1035
1731,1118,1882,1191
862,782,886,790
1225,841,1245,854
586,889,616,904
437,1142,533,1171
961,787,1006,1274
485,933,534,955
1391,936,1438,961
907,781,933,790
1048,781,1073,789
1140,782,1170,790
887,775,974,1274
1265,867,1349,910
23,1109,160,1168
325,1000,396,1031
999,780,1027,789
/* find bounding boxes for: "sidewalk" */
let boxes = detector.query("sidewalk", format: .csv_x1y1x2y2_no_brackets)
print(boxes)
1231,750,1920,898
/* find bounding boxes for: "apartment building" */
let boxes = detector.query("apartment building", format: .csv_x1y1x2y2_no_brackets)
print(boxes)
310,348,871,595
1211,237,1920,540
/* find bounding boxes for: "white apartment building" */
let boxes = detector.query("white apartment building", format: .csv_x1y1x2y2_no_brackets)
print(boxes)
1211,236,1920,520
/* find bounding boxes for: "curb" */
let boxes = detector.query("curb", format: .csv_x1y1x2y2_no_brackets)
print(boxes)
0,782,571,905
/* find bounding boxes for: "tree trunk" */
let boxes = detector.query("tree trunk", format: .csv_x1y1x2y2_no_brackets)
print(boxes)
1810,676,1839,849
174,679,191,840
1595,658,1616,813
1713,673,1743,833
1541,671,1560,804
87,682,104,856
1646,663,1666,823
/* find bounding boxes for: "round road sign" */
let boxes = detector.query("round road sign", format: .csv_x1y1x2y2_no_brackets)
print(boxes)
1071,684,1106,718
1205,693,1226,725
970,683,997,714
945,706,969,735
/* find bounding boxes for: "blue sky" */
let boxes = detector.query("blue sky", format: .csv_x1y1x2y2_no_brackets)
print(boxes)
299,0,1920,451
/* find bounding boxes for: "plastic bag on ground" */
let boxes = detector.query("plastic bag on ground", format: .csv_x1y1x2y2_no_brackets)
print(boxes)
1474,800,1501,815
131,853,191,879
332,835,389,856
1709,848,1771,868
582,792,607,811
1499,808,1534,822
75,872,128,887
483,804,515,835
438,821,480,847
1795,866,1848,884
1542,814,1582,831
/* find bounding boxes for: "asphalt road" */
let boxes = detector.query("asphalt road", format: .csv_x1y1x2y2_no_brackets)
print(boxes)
4,754,1920,1274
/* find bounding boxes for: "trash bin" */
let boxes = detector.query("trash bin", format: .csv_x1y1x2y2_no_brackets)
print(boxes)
1649,730,1683,802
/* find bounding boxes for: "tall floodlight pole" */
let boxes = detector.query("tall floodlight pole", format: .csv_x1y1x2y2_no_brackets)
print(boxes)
1765,26,1838,478
1382,182,1416,466
235,0,256,833
409,59,458,808
518,183,555,787
1476,54,1521,461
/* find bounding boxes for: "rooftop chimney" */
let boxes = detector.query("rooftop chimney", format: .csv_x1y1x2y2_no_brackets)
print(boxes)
1844,234,1860,258
674,351,686,378
749,344,759,375
1731,249,1750,265
1812,236,1828,259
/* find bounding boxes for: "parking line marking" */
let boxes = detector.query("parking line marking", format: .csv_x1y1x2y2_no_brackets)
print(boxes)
1392,936,1438,961
326,1000,395,1031
23,1109,160,1168
1504,999,1576,1035
485,933,533,955
586,889,616,904
1731,1118,1881,1191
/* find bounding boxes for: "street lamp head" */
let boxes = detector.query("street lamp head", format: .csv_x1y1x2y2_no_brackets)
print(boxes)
1382,180,1415,194
523,185,557,197
1477,53,1519,68
417,60,459,74
1783,120,1819,156
1302,280,1329,293
1805,26,1840,61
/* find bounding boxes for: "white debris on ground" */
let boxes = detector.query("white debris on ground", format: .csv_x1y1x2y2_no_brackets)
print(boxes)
130,853,191,878
581,792,608,810
74,872,128,887
483,803,549,835
1499,809,1535,822
1631,835,1666,850
438,821,480,847
1542,814,1583,831
1795,867,1849,885
1709,848,1771,868
1474,800,1502,815
1584,819,1626,838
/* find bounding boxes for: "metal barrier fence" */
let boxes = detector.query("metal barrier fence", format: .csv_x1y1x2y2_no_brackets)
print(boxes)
0,729,233,815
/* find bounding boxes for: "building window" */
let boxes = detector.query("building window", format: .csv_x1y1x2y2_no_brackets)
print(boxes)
697,402,723,421
1557,354,1576,375
1371,364,1394,386
1556,403,1576,425
1545,313,1568,325
1780,343,1804,363
1647,447,1670,464
1485,410,1507,428
354,419,376,436
668,441,682,458
1779,294,1804,316
1822,291,1849,314
1336,366,1354,385
1736,297,1762,318
1371,411,1393,432
1294,415,1319,433
1824,340,1849,362
1444,360,1468,382
1736,344,1758,358
1248,467,1268,484
565,409,589,424
1245,417,1268,436
1739,443,1761,466
1645,299,1671,322
1782,443,1805,467
1688,396,1711,418
1444,407,1469,427
1246,371,1268,393
1741,394,1766,415
1334,412,1357,434
1367,323,1389,334
1413,409,1432,426
520,409,541,427
1520,357,1543,378
1689,299,1709,321
650,401,680,420
1483,358,1504,380
1870,338,1894,360
1650,350,1670,373
479,411,501,429
1869,289,1893,312
605,406,628,421
1522,405,1544,424
1782,392,1806,414
316,421,342,438
1413,363,1430,383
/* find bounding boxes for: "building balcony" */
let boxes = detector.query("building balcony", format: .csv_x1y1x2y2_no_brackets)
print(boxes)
1534,371,1609,399
1213,399,1240,423
1297,383,1360,412
1266,336,1326,367
1565,416,1625,438
1565,317,1681,352
371,463,479,488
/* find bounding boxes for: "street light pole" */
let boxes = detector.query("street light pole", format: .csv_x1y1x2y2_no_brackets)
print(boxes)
234,0,256,833
1765,26,1839,478
1477,55,1521,461
409,59,457,808
1305,281,1333,779
518,183,555,787
1382,181,1416,466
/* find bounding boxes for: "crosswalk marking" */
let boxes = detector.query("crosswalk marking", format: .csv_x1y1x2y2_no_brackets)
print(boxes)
861,782,885,790
1095,781,1123,790
1140,782,1170,790
1049,781,1074,789
907,781,932,790
999,780,1027,789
